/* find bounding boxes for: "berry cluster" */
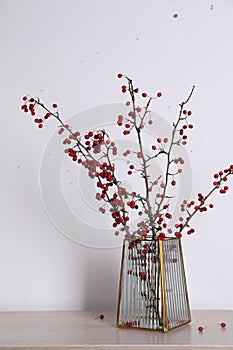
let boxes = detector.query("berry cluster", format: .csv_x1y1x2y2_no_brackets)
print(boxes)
21,96,55,129
178,110,193,146
213,167,233,194
111,210,129,228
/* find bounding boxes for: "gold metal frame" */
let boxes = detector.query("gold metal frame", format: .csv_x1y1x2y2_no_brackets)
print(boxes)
159,240,167,332
116,237,191,332
178,238,192,325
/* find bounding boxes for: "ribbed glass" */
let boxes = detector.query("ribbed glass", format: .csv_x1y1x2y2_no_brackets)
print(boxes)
117,237,191,332
162,238,191,329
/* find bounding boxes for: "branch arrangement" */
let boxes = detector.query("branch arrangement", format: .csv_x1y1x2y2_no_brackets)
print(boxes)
21,74,233,240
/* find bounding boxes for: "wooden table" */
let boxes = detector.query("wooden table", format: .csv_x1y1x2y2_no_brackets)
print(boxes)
0,310,232,349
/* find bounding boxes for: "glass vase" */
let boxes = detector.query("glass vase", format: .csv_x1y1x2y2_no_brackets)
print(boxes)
117,237,191,332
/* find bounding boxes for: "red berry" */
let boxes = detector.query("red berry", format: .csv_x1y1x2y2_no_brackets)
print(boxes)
142,92,147,98
157,138,162,143
171,180,176,186
38,124,43,128
198,326,204,332
58,128,64,135
99,314,104,320
137,152,142,158
152,145,156,150
157,92,162,97
148,120,153,125
179,157,184,164
220,322,226,328
175,232,182,238
128,111,134,118
22,96,27,101
188,110,192,115
52,103,57,108
117,73,123,78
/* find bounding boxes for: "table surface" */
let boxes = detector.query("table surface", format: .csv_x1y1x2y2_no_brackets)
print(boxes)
0,310,232,349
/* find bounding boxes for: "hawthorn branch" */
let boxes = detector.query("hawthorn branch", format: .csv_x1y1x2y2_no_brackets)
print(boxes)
156,86,195,214
180,170,232,233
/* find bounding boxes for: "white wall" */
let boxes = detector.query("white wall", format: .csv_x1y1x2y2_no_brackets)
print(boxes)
1,0,233,311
